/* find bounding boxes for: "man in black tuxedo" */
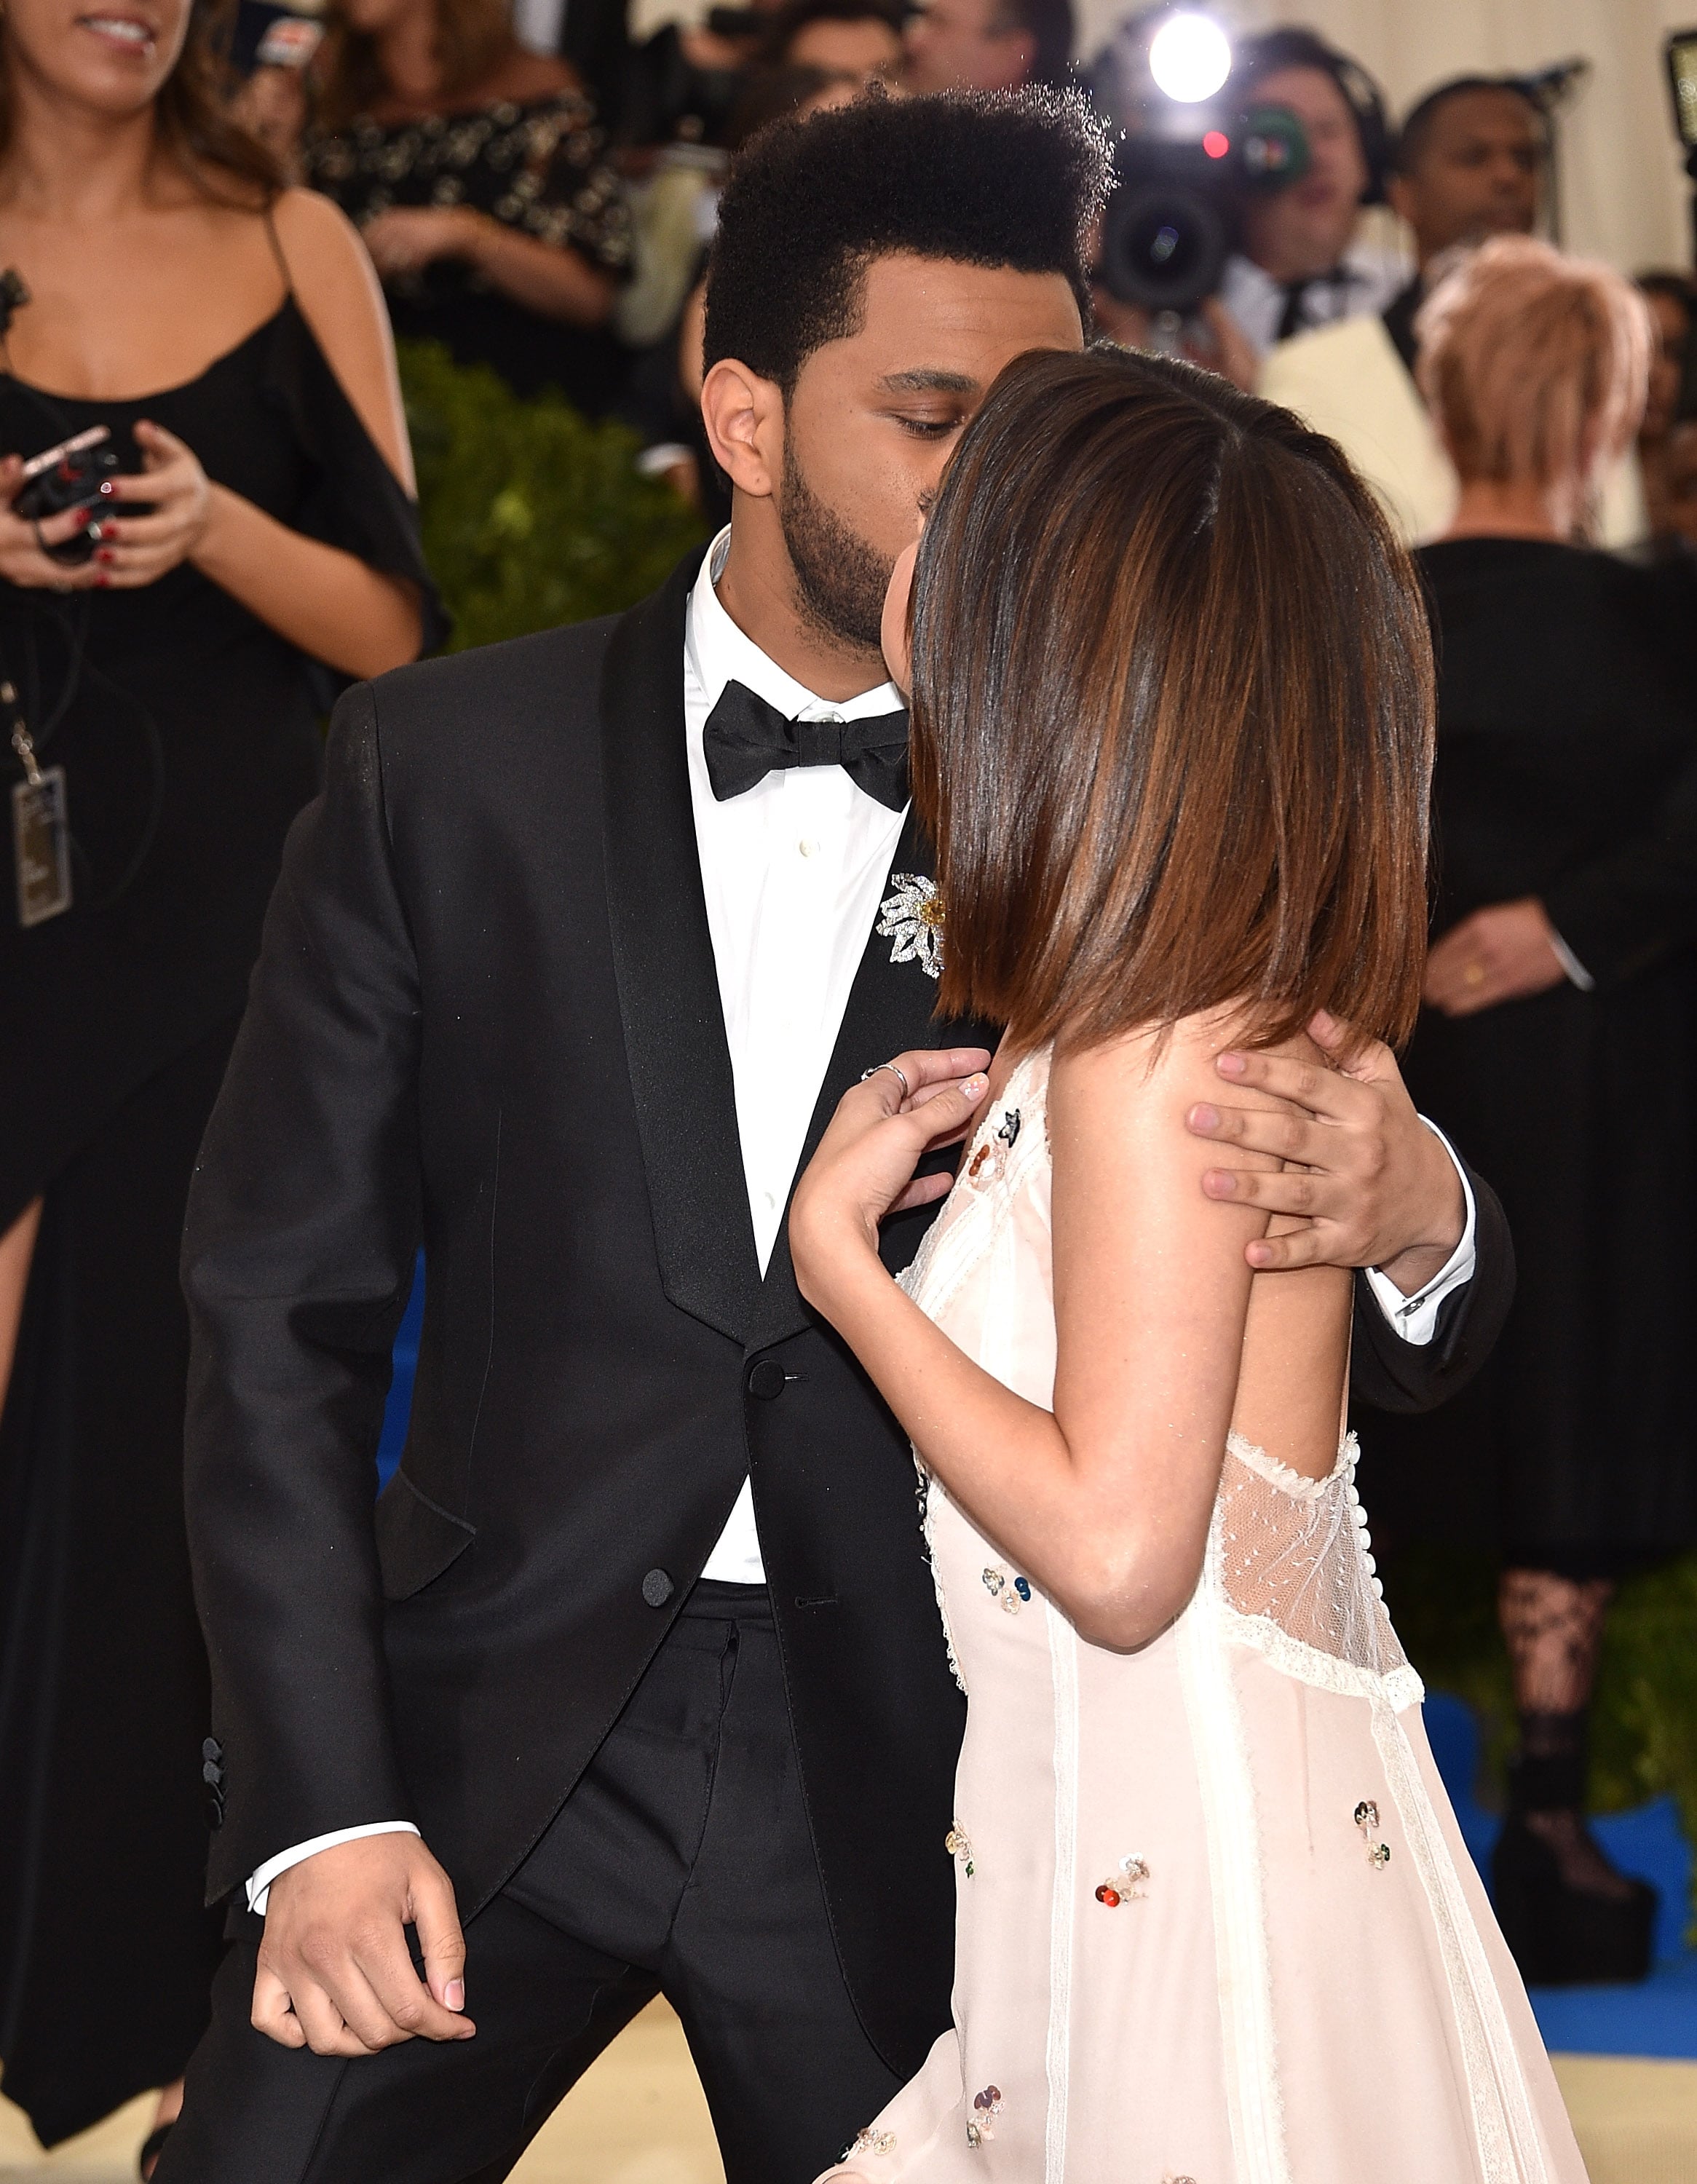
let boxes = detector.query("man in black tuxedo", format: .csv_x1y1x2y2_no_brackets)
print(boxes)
162,92,1510,2184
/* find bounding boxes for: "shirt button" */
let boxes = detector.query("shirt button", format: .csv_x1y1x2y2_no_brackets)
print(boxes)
818,709,843,724
641,1568,675,1608
799,838,819,858
762,1189,778,1209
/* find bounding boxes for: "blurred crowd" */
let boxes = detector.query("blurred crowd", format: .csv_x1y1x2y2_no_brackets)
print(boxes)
215,0,1697,551
4,0,1697,2164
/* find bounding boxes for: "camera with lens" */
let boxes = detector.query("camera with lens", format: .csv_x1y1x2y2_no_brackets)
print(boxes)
1098,104,1310,315
1084,9,1317,318
13,426,119,565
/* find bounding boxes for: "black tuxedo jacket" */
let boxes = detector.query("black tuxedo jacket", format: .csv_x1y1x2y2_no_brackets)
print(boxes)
181,550,1514,2076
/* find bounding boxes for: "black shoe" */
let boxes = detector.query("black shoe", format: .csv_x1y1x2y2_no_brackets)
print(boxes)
1492,1809,1658,1985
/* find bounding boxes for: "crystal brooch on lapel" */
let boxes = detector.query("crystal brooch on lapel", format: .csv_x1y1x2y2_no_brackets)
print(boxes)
877,873,944,979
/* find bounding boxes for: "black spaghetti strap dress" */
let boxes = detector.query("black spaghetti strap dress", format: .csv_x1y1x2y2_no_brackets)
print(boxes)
0,293,446,2145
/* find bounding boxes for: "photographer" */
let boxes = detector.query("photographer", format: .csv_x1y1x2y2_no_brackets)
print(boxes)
0,0,441,2159
1215,27,1404,360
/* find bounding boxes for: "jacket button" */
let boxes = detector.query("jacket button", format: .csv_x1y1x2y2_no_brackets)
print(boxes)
202,1736,223,1763
203,1789,226,1832
202,1759,224,1787
746,1358,787,1401
641,1568,675,1608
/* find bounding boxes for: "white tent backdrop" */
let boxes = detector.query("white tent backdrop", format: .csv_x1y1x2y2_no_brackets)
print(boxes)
625,0,1697,273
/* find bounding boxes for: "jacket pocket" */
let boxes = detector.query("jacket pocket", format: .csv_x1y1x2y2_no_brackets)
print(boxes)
373,1468,477,1601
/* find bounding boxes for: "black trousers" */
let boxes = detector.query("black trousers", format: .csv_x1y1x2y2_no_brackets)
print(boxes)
155,1585,903,2184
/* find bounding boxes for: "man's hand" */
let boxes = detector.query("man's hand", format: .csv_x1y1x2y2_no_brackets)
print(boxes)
252,1834,475,2057
1184,1010,1465,1295
1424,898,1568,1017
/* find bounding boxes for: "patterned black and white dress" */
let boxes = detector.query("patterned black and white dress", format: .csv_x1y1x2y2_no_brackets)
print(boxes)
305,91,633,411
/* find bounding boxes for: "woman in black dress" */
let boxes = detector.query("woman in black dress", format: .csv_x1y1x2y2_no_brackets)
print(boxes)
1363,236,1697,1986
302,0,632,411
0,0,443,2154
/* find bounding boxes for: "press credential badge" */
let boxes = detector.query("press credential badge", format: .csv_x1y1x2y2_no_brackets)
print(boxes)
9,681,71,927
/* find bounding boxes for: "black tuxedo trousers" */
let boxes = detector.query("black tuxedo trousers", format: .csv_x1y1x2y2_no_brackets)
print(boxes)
171,553,1513,2180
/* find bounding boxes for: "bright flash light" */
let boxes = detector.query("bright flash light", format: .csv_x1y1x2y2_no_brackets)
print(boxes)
1148,11,1231,103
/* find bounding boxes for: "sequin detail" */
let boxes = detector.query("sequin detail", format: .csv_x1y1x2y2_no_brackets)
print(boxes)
965,2086,1002,2145
946,1823,975,1878
1093,1853,1150,1907
965,1108,1023,1187
842,2127,896,2157
1356,1799,1391,1867
982,1567,1032,1614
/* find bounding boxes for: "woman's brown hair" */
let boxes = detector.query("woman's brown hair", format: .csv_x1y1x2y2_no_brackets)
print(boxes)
316,0,513,130
0,0,284,201
909,345,1434,1054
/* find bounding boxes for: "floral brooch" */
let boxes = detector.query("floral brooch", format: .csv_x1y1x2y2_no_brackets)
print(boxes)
877,873,944,979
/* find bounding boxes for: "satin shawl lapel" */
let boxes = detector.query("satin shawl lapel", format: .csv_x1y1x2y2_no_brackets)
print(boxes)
752,806,981,1352
600,551,762,1343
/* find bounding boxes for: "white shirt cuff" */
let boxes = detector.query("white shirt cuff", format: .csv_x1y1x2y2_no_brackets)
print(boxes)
1359,1119,1477,1347
245,1821,421,1916
1548,926,1596,992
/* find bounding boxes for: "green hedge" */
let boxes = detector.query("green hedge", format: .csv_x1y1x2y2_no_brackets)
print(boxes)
1385,1546,1697,1917
398,341,708,652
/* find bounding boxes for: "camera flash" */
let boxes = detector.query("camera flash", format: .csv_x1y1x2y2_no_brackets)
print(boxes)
1149,11,1230,104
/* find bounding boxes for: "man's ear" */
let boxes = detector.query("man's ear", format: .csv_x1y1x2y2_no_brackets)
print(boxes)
702,357,785,499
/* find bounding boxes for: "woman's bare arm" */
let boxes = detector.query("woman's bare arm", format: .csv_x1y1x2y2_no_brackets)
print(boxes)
106,191,423,680
790,1019,1282,1650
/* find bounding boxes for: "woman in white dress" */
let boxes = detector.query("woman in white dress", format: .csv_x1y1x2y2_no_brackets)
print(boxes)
788,345,1588,2184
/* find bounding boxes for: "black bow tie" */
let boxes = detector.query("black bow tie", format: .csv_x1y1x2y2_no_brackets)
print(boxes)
703,680,910,810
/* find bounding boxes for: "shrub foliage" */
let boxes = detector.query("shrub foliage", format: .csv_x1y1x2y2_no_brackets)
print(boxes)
398,341,707,652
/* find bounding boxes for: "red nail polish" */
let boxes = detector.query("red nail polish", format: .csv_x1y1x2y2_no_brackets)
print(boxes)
99,521,118,539
95,571,110,587
95,547,114,564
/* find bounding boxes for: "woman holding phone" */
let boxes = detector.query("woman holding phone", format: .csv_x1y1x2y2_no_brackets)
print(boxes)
0,0,442,2158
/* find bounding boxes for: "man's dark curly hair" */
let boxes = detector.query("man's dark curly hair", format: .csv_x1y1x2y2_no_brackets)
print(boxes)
703,89,1111,392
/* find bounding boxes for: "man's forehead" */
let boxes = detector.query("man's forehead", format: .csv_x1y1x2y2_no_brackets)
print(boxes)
849,254,1083,350
1432,90,1539,149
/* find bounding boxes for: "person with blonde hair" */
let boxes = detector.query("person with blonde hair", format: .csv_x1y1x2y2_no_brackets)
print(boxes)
302,0,632,411
1364,232,1697,1987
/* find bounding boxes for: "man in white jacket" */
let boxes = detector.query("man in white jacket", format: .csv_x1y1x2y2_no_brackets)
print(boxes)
1259,74,1642,545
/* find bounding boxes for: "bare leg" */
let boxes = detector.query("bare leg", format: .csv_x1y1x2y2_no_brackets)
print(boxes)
0,1197,42,1418
1498,1568,1631,1897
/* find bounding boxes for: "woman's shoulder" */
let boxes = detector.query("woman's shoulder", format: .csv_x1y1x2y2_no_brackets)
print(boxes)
1051,1010,1317,1140
268,190,414,491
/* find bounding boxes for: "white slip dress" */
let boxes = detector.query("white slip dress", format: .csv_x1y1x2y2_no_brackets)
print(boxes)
818,1046,1589,2184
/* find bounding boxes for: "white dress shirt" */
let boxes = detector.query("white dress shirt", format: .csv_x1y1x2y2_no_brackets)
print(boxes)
245,523,1477,1911
1221,237,1409,360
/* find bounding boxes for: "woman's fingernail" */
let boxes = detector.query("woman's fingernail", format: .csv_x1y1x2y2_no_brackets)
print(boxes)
1190,1103,1220,1132
445,1979,464,2011
99,520,118,539
95,547,114,564
1246,1241,1273,1265
1217,1051,1246,1077
961,1075,989,1099
1203,1168,1235,1198
95,571,109,587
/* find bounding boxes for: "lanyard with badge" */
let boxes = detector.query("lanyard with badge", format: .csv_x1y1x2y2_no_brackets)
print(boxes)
9,670,70,926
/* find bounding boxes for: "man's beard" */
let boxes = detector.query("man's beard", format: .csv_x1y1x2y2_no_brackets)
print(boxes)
778,445,893,655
